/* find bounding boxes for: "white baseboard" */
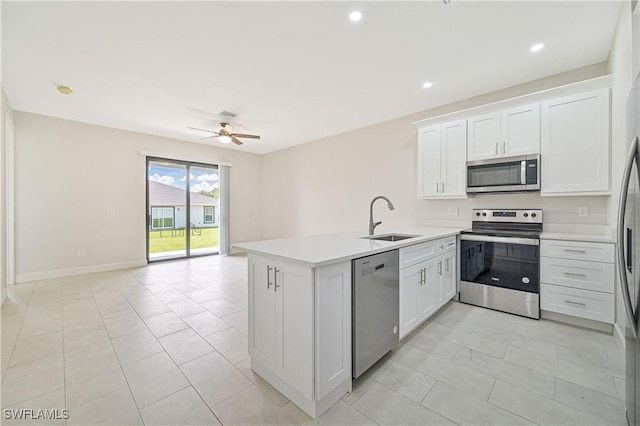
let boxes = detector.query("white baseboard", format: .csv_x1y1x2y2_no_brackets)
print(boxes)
15,260,147,283
541,310,613,334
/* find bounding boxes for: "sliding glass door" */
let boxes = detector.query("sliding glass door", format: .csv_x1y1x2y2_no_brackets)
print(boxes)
146,158,220,262
189,164,220,256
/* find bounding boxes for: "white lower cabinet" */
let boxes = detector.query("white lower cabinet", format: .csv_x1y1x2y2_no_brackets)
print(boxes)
439,250,457,304
248,254,351,419
399,238,457,339
540,239,615,324
399,258,436,337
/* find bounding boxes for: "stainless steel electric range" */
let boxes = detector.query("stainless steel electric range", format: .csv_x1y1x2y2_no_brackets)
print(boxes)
459,209,542,319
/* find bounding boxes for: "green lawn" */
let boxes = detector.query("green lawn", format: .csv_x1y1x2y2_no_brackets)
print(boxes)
149,227,219,253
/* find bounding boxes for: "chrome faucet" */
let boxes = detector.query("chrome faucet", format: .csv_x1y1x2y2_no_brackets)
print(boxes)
369,196,395,235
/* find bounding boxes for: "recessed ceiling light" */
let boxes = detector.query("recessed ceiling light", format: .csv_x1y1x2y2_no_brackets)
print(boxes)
349,10,362,22
530,43,544,52
422,82,433,89
56,85,73,95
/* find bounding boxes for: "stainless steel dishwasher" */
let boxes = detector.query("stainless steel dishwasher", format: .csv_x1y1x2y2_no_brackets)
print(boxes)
352,249,399,378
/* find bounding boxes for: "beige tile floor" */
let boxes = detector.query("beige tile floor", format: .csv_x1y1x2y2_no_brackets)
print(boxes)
0,254,627,425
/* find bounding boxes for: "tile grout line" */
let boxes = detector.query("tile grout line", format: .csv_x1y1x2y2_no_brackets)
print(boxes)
88,272,146,424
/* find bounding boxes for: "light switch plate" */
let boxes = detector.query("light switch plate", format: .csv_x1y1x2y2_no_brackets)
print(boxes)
578,207,589,218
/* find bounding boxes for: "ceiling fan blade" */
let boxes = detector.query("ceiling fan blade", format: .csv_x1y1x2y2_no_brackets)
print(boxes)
232,133,261,139
231,136,244,145
188,126,217,133
198,136,216,141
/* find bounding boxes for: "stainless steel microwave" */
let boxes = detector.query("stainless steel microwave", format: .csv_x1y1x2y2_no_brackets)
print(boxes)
466,154,540,194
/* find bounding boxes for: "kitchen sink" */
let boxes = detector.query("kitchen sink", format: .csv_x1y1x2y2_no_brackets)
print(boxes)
361,233,421,242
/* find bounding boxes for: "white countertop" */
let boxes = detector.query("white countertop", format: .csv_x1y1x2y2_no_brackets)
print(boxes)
233,226,465,267
540,224,616,244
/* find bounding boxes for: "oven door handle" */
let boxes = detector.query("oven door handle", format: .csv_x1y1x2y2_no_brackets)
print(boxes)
460,234,539,246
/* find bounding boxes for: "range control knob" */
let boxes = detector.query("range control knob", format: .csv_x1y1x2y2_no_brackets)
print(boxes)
523,213,529,218
482,212,487,217
475,212,481,217
531,213,537,218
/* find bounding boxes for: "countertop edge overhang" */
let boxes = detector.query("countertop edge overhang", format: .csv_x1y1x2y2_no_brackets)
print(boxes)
233,227,465,268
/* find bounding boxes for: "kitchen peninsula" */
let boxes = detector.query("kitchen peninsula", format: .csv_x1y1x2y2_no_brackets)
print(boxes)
233,226,463,419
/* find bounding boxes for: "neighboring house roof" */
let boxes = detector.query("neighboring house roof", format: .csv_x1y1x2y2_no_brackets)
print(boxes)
149,180,219,206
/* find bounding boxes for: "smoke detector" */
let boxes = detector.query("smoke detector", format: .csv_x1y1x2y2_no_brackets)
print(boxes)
218,110,238,118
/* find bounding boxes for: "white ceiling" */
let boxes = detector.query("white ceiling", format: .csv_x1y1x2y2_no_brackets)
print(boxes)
2,1,623,155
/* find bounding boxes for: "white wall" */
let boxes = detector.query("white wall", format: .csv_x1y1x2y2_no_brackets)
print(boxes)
261,63,611,240
13,112,262,282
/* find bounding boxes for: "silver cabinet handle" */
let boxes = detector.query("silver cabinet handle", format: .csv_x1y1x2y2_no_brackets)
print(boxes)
438,262,442,276
441,182,445,193
418,268,423,285
274,267,280,292
502,141,506,154
267,265,273,289
564,300,587,307
495,143,498,155
564,249,587,253
447,242,455,247
563,272,587,277
436,182,439,193
445,258,449,272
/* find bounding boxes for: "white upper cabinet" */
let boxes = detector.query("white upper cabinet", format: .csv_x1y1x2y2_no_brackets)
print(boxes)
467,112,500,160
540,88,610,196
417,119,467,199
502,104,541,157
467,103,540,161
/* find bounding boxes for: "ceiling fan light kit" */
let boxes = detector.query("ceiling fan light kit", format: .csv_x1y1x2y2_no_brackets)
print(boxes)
187,122,261,146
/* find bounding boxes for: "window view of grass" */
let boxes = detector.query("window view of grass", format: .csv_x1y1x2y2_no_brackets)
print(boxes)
149,227,219,253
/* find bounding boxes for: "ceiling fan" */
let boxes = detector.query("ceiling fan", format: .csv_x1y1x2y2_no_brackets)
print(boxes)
188,122,260,145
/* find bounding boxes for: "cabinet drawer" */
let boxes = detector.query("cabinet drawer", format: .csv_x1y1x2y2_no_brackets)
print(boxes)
540,284,614,324
541,257,614,293
438,236,457,254
400,240,438,269
540,240,614,263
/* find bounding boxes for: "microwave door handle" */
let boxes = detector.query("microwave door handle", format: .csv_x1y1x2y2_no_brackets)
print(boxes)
521,160,526,185
617,136,640,338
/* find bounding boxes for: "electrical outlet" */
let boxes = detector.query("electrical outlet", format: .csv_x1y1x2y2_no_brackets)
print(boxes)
77,249,85,257
578,207,589,218
106,208,116,216
448,207,459,216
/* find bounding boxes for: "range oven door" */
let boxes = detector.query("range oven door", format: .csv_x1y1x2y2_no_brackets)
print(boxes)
459,234,540,319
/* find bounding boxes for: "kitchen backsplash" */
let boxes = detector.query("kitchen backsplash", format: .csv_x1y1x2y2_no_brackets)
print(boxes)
413,193,609,228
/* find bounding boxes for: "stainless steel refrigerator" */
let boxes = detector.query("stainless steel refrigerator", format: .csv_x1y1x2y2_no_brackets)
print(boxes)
619,72,640,426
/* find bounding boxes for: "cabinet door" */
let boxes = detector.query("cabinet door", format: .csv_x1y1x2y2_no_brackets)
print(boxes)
248,254,276,369
441,251,457,305
440,120,467,197
274,260,314,399
399,263,422,339
502,103,540,156
419,258,438,321
467,112,500,161
541,88,610,195
417,126,441,197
